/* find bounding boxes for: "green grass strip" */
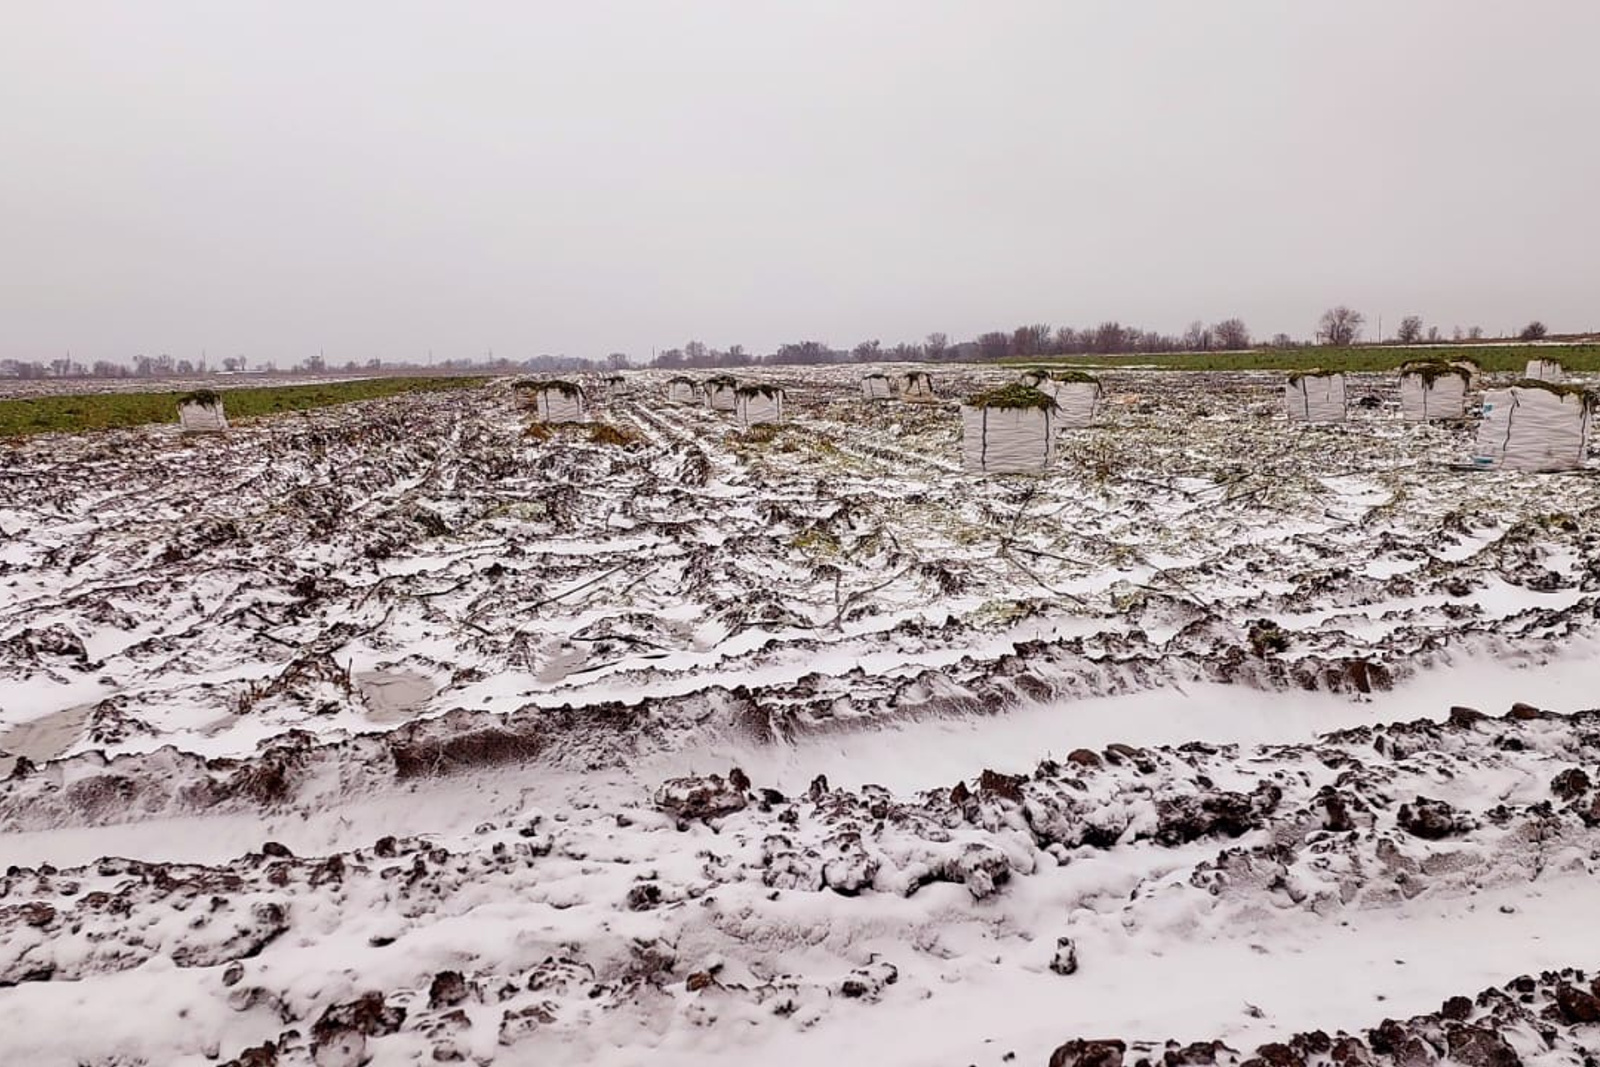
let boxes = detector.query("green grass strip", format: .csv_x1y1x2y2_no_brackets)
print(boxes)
0,376,489,437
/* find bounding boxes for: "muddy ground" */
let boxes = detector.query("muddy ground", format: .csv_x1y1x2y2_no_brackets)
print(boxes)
0,366,1596,1066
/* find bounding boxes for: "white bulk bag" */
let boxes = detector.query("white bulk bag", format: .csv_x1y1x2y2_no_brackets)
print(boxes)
535,387,586,422
1399,369,1468,420
1285,374,1347,422
1043,380,1100,428
706,382,738,412
861,375,893,400
737,388,783,426
1474,386,1591,471
901,373,935,402
177,397,228,432
961,404,1055,474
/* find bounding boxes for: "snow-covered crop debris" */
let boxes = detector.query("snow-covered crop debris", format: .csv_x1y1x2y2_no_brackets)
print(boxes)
1,366,1597,1066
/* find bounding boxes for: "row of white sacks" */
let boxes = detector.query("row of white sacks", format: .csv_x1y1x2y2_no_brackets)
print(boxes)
662,378,783,425
1294,367,1472,421
518,372,1596,476
1282,369,1591,470
529,368,1589,475
961,386,1592,475
179,364,1588,474
1293,359,1565,423
524,378,783,428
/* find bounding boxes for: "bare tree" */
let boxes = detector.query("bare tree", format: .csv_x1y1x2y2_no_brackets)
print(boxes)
606,352,628,370
1010,323,1052,357
1213,318,1251,349
1270,332,1295,348
1426,326,1441,343
1182,321,1214,351
1396,315,1424,344
1467,326,1484,340
1052,326,1079,354
1316,306,1365,346
1519,320,1548,341
976,331,1011,361
924,332,949,361
1090,322,1130,353
774,341,832,365
851,339,882,362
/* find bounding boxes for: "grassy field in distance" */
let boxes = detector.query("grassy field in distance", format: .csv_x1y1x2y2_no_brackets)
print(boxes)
1003,343,1600,374
0,376,490,437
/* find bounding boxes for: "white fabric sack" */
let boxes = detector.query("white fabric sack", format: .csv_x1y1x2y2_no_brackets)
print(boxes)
1285,375,1347,421
901,373,935,401
535,390,586,422
707,384,737,412
1399,372,1467,420
1474,387,1590,471
1043,381,1100,427
178,400,228,432
738,390,783,426
861,376,893,400
1524,360,1565,383
667,381,696,403
961,405,1054,474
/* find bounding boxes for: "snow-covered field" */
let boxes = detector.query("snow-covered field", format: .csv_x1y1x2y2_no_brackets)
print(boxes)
2,365,1597,1067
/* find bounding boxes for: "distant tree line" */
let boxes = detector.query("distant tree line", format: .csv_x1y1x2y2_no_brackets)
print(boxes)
642,310,1558,368
0,351,615,380
644,319,1261,369
0,313,1574,378
1328,306,1545,346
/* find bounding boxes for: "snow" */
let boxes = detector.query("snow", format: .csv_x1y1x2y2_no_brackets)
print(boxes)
648,641,1600,796
2,366,1598,1067
729,877,1600,1067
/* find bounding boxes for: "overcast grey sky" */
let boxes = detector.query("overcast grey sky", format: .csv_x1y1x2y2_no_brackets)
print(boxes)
3,1,1597,363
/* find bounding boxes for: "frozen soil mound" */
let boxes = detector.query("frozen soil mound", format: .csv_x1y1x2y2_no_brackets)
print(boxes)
1049,968,1600,1067
2,368,1599,1065
3,370,1597,776
3,701,1598,1064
